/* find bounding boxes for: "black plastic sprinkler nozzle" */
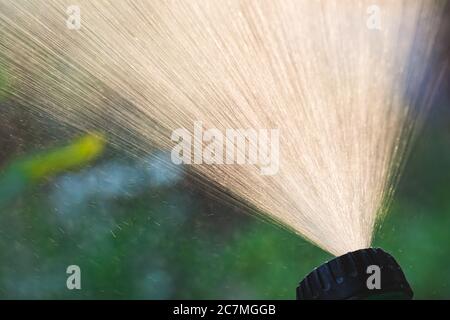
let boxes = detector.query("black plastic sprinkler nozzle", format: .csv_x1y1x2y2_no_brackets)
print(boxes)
297,248,413,300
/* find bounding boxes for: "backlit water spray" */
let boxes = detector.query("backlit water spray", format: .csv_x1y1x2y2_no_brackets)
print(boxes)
0,1,447,298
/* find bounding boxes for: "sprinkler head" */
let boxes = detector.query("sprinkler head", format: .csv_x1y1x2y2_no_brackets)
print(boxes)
297,248,413,300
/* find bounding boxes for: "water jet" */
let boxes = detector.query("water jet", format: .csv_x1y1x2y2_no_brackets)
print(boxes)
0,0,447,299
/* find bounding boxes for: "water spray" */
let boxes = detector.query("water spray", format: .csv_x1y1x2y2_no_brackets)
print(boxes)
0,1,447,300
297,248,413,300
0,0,445,258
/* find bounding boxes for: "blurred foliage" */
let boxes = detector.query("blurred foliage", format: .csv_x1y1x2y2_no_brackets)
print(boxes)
0,133,105,207
0,64,449,299
0,110,449,299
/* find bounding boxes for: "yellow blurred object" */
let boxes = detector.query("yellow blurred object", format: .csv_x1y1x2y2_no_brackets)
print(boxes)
22,133,106,182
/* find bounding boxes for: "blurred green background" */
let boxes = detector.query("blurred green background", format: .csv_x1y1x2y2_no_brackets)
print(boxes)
0,62,450,300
